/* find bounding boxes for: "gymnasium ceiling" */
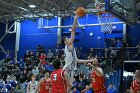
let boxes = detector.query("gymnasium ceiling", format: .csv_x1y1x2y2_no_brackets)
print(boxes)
0,0,105,23
0,0,139,23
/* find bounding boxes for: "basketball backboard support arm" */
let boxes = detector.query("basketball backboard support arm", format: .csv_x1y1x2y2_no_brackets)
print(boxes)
105,0,136,26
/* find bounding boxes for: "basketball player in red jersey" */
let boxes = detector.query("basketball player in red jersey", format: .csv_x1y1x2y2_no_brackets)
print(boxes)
35,72,51,93
130,70,140,93
82,58,106,93
51,58,72,93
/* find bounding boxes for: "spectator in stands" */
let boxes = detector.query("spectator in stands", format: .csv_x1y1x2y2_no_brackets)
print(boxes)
5,81,12,92
1,84,8,93
39,52,46,63
79,71,85,81
75,47,81,58
10,74,16,81
115,39,123,48
89,48,94,58
122,39,128,48
37,45,42,54
29,51,36,63
59,54,65,66
14,67,21,81
6,75,10,82
83,76,91,87
85,62,90,73
21,80,28,89
0,76,3,83
47,50,54,62
5,50,11,63
130,70,140,93
78,82,85,92
21,69,28,82
81,58,106,93
24,50,30,64
104,48,109,59
72,87,80,93
55,44,61,56
107,83,117,93
72,78,79,87
32,66,39,76
20,71,25,83
18,58,25,70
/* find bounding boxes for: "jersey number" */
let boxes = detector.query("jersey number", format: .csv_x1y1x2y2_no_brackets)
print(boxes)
53,74,57,81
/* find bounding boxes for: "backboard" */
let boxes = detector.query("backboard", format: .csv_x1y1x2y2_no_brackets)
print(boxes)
104,0,138,25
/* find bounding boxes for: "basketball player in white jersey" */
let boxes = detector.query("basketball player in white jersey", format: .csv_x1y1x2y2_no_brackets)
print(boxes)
62,15,92,83
27,75,38,93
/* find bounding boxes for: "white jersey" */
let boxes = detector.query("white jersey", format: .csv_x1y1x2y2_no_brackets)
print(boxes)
28,81,38,93
63,45,77,71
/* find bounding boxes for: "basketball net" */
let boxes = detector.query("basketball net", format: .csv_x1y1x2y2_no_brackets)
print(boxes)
95,2,114,33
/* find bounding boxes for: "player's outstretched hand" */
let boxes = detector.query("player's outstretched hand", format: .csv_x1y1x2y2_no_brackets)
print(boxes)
74,14,79,19
87,63,93,67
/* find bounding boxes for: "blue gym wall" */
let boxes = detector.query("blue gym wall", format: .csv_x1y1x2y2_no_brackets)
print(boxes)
1,14,139,58
62,14,123,49
0,22,16,59
19,17,58,57
19,14,123,56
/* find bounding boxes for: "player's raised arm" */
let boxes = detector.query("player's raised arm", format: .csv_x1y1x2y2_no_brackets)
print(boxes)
68,15,78,46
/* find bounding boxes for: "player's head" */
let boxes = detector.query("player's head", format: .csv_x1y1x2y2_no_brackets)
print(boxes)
62,36,69,45
31,75,36,81
92,58,100,66
44,71,50,78
53,58,62,69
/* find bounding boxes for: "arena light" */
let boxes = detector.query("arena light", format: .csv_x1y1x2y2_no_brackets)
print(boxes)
29,5,36,8
89,32,93,37
19,7,28,11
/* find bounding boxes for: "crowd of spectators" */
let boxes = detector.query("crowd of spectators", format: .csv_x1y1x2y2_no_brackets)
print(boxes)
0,40,140,93
0,45,66,92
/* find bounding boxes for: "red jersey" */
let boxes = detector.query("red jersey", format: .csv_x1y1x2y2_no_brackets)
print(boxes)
40,78,51,93
90,70,106,93
39,55,46,61
131,80,140,93
51,69,67,93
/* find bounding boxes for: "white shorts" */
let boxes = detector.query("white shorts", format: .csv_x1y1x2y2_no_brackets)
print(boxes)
63,61,77,83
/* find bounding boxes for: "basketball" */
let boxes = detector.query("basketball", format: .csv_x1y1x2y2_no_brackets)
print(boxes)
76,7,86,17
